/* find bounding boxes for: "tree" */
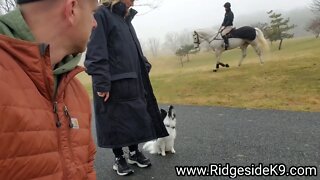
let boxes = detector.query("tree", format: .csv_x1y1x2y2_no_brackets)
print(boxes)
251,22,270,38
134,0,164,15
163,32,179,53
306,17,320,38
147,37,160,57
163,30,193,54
175,44,197,67
0,0,16,14
266,10,296,50
308,0,320,38
177,29,193,47
310,0,320,13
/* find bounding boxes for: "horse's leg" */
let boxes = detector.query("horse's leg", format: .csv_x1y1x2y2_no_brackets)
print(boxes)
218,62,226,67
251,42,264,65
239,44,248,67
213,51,222,72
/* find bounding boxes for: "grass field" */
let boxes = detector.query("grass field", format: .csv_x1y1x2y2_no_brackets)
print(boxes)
78,37,320,112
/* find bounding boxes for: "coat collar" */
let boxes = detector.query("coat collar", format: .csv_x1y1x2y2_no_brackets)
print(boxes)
108,2,138,22
0,34,54,100
0,34,84,101
125,8,138,22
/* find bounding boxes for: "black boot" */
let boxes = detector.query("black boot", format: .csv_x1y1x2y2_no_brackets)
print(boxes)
222,35,229,50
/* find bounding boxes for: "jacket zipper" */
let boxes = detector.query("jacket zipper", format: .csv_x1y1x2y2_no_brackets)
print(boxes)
54,66,85,178
54,102,62,128
39,44,68,179
64,104,78,171
64,105,73,128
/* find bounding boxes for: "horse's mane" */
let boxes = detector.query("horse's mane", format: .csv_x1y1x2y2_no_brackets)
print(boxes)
194,28,218,39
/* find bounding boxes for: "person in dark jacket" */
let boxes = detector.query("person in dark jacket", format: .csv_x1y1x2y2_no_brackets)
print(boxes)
220,2,234,50
85,0,168,176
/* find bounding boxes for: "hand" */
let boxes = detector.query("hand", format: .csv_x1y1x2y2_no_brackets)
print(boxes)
97,92,109,102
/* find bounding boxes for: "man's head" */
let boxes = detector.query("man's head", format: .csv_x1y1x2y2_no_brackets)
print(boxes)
18,0,98,64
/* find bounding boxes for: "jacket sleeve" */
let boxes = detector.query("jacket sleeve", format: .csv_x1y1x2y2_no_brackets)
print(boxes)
142,56,152,73
84,10,111,93
221,12,227,26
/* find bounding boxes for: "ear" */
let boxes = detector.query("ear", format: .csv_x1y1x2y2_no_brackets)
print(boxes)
160,109,167,121
64,0,78,25
168,105,174,117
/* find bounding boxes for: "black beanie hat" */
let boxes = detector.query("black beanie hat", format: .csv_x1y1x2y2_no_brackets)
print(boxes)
16,0,43,4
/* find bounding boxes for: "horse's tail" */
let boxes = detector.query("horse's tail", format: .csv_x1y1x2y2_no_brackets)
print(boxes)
255,28,269,52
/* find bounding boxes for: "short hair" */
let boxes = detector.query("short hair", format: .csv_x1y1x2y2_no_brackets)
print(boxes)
16,0,43,4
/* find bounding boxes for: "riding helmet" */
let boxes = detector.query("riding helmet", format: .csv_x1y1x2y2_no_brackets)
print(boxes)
224,2,231,8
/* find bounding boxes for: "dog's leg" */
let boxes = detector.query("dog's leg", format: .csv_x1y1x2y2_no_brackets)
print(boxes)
170,140,176,154
160,143,166,156
171,147,176,154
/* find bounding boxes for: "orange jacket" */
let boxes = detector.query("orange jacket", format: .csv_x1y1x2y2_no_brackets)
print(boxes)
0,34,96,179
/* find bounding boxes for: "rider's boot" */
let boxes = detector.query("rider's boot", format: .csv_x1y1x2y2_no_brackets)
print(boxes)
222,35,229,50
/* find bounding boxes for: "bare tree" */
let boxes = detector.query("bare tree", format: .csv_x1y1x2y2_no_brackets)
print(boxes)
163,30,193,54
147,37,160,57
308,0,320,38
310,0,320,13
0,0,16,14
134,0,164,15
306,17,320,38
163,32,179,53
177,29,193,46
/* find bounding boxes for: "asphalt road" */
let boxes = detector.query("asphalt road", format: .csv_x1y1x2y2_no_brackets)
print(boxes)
93,105,320,180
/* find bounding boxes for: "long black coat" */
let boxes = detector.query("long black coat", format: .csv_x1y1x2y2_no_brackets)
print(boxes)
85,3,168,148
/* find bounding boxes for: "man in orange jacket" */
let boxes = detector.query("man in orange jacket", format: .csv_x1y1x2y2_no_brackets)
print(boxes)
0,0,98,179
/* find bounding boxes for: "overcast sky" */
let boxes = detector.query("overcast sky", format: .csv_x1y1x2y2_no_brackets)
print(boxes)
132,0,313,42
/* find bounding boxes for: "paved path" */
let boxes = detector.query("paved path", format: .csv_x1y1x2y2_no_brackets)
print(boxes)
93,105,320,180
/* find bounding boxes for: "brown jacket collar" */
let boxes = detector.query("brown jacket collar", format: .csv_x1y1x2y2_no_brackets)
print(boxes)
0,34,84,101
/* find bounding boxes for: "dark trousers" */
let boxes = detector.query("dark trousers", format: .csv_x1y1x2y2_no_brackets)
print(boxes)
112,144,138,158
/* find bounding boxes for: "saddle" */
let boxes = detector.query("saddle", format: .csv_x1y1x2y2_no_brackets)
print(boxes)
225,26,256,41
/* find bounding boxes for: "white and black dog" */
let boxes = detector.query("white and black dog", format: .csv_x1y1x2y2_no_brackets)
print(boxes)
143,105,176,156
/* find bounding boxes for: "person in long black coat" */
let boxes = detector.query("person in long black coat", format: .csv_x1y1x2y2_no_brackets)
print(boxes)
84,0,168,176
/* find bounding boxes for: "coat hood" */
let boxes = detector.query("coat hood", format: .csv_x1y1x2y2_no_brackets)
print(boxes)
106,2,138,22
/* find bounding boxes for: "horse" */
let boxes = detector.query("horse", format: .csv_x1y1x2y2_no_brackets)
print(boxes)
193,26,269,72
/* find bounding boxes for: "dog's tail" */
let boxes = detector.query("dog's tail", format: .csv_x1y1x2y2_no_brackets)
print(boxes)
142,141,157,154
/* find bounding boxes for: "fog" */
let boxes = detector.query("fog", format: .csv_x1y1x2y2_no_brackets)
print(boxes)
132,0,314,42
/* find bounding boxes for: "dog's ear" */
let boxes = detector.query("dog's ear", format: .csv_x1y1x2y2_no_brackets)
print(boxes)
168,105,174,118
160,109,167,121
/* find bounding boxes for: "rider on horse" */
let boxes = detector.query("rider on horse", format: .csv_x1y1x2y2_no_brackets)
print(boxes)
220,2,234,50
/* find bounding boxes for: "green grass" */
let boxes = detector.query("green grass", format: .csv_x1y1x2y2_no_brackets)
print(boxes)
78,37,320,112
